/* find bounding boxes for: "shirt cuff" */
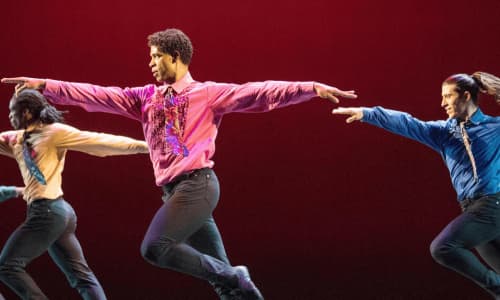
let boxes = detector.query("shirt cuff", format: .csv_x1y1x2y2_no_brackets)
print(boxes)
0,186,17,200
361,107,376,122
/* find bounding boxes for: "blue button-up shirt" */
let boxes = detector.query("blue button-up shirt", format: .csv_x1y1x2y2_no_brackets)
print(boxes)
362,107,500,202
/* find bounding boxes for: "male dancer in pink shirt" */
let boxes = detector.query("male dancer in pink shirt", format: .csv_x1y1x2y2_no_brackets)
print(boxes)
3,28,357,299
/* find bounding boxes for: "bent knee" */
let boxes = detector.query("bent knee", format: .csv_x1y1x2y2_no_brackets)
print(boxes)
429,238,457,263
140,236,176,265
65,270,99,289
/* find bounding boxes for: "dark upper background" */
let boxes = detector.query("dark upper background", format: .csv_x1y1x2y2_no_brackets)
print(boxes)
0,0,499,299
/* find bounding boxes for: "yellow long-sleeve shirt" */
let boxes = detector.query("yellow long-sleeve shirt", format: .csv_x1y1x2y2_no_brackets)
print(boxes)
0,122,149,203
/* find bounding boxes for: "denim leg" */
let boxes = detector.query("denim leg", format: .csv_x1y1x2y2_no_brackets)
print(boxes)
0,200,67,299
141,170,237,284
430,196,500,297
47,201,107,300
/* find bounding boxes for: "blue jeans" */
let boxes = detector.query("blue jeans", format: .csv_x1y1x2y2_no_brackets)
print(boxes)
0,198,106,300
140,168,238,298
430,193,500,298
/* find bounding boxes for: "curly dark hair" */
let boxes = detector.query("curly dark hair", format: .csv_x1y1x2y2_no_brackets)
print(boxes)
11,89,65,125
147,28,193,65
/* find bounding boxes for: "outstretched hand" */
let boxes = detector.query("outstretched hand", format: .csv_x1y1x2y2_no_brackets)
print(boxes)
1,77,46,96
331,107,364,123
314,83,357,104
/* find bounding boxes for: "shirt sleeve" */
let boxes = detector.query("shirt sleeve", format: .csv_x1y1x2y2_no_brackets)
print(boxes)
0,186,17,203
362,106,445,152
207,81,317,114
43,80,149,121
0,132,16,159
51,123,149,157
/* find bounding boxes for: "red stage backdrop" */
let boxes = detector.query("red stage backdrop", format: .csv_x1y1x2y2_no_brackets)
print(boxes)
0,0,499,299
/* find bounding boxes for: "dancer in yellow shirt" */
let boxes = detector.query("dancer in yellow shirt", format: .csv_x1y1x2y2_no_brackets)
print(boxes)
0,89,149,299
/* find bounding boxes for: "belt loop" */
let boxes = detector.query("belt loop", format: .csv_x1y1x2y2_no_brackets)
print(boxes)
460,197,476,211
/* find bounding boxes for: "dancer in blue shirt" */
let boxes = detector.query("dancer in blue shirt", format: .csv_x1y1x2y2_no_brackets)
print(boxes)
333,72,500,298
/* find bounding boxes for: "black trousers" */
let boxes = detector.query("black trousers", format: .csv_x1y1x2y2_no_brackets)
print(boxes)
0,198,106,300
140,168,239,296
430,192,500,298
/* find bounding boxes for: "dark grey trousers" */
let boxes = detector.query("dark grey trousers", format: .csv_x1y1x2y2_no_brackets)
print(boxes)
140,168,238,298
0,198,106,300
430,193,500,298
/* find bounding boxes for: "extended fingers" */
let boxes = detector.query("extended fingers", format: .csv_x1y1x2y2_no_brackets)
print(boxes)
326,94,340,103
332,107,362,123
332,107,353,115
346,115,357,123
337,90,357,99
1,77,26,84
14,82,27,96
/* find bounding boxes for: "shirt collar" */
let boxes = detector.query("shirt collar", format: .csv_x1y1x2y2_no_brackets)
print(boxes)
468,108,487,125
449,108,487,127
160,72,194,95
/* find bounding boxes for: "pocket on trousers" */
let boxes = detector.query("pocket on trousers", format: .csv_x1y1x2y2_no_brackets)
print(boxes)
28,202,51,219
47,201,74,225
202,173,219,210
469,199,500,225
